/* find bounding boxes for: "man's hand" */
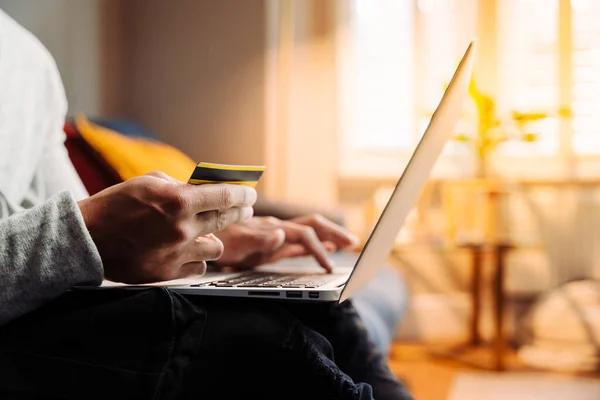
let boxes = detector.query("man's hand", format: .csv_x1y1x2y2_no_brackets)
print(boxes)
77,171,256,283
213,215,359,272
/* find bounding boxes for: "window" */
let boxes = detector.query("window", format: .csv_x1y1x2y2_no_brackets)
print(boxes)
338,0,600,178
337,0,477,177
340,0,414,152
498,0,600,157
571,0,600,154
496,0,561,157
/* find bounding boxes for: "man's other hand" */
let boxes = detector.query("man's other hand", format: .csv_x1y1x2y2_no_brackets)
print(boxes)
77,171,256,283
213,215,359,272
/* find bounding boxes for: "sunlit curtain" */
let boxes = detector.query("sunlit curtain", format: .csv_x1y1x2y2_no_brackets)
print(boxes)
264,0,339,206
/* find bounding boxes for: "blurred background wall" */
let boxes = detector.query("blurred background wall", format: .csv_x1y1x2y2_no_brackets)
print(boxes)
0,0,102,115
116,0,268,169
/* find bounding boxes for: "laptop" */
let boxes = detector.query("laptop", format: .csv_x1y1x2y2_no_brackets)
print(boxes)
99,41,475,303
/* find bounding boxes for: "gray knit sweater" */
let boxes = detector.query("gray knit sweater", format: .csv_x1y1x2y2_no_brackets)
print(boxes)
0,192,103,325
0,10,103,325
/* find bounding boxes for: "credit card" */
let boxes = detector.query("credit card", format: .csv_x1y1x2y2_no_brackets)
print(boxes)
188,162,265,188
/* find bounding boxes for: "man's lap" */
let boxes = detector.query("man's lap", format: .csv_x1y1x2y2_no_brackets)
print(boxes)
0,289,412,400
0,289,187,399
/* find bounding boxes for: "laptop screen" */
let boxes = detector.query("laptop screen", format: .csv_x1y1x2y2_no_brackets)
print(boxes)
339,41,476,303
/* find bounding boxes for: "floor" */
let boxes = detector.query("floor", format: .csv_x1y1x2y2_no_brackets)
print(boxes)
388,343,468,400
387,343,600,400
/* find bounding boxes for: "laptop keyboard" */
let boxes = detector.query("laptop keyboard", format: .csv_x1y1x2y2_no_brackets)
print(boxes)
192,272,345,289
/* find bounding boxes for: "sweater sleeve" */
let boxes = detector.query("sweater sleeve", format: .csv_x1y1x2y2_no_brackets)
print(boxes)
0,191,103,326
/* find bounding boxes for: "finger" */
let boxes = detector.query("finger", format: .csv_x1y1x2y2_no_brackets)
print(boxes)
215,227,286,266
195,206,254,234
174,261,208,279
279,222,334,272
265,241,335,263
183,184,257,215
235,243,308,269
233,228,286,261
247,228,286,253
292,215,359,248
185,233,224,262
268,244,310,261
323,241,337,252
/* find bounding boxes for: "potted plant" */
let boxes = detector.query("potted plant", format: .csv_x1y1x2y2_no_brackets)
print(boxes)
452,78,560,178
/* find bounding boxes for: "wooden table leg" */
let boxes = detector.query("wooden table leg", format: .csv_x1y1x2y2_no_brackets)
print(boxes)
492,244,510,371
470,245,483,346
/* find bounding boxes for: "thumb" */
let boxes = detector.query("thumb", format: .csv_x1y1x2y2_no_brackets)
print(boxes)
175,261,208,279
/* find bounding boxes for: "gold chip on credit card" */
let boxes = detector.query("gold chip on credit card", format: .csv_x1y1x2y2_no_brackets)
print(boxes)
188,162,265,188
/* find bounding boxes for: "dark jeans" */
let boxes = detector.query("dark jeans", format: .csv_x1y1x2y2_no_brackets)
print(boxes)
0,288,413,399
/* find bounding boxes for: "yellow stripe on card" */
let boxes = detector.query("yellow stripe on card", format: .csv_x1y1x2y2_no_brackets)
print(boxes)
195,162,266,172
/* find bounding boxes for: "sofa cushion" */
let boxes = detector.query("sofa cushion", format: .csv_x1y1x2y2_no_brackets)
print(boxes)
74,116,196,183
64,120,121,195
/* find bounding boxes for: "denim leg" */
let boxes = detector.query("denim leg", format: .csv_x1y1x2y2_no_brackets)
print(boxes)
0,288,205,400
283,300,414,400
180,296,380,399
353,266,410,356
